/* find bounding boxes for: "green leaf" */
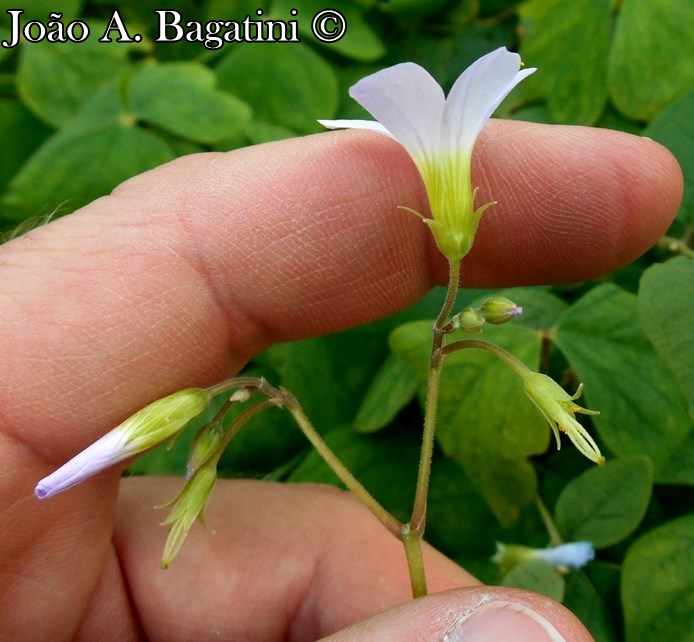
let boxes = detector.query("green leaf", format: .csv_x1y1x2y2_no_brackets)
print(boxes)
17,30,147,127
130,62,251,144
271,0,386,62
426,457,502,577
553,283,694,484
564,571,619,642
217,405,305,477
644,88,694,225
609,0,694,121
0,27,13,65
518,0,611,124
262,324,389,432
622,515,694,642
354,353,418,433
390,321,546,526
216,42,338,134
639,258,694,415
3,84,174,217
502,559,565,602
555,456,653,548
245,120,296,144
0,99,52,195
382,0,453,23
0,0,84,23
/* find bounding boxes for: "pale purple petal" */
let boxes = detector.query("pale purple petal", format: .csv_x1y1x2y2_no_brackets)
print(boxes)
441,47,536,153
318,119,394,139
534,541,595,568
348,62,445,162
35,429,132,499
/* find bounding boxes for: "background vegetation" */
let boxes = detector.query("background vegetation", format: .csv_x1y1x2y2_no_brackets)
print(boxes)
2,1,692,640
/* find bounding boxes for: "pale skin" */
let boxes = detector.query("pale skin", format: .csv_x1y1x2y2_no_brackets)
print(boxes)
0,122,683,640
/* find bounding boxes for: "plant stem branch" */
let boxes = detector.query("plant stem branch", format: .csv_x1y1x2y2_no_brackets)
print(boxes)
410,259,460,534
398,259,461,597
283,392,403,538
401,525,428,597
443,338,530,377
535,495,563,546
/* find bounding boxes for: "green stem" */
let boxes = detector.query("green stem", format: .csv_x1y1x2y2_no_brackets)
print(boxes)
215,399,274,455
535,496,563,546
206,376,402,535
205,376,267,398
410,259,460,533
401,524,428,597
657,234,694,258
284,394,403,538
443,338,530,377
400,260,460,597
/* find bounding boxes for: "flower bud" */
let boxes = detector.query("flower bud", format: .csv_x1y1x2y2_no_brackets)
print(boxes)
186,420,225,478
451,307,485,333
35,388,212,499
160,462,218,568
480,296,523,324
521,372,604,465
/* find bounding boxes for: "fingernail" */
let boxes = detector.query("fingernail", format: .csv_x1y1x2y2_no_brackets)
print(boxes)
447,600,566,642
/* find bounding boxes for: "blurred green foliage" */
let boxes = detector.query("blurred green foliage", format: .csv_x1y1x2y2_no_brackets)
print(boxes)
1,1,692,640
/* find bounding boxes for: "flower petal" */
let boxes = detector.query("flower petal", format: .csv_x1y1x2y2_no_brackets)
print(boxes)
35,429,132,499
535,541,596,568
441,47,536,153
317,119,394,140
348,62,445,163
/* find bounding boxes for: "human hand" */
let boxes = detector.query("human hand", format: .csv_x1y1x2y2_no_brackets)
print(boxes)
0,123,682,640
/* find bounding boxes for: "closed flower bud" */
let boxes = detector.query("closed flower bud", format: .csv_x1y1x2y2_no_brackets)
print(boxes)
522,372,604,466
160,462,218,568
451,307,485,333
35,388,212,499
186,420,225,478
480,296,523,324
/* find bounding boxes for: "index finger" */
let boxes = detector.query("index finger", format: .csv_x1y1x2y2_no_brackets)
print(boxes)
0,123,682,458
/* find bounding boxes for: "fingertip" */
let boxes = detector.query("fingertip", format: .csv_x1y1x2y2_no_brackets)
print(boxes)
325,587,593,642
629,134,684,236
466,122,684,286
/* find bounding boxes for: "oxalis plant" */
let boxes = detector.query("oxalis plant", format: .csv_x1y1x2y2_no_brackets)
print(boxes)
35,48,604,597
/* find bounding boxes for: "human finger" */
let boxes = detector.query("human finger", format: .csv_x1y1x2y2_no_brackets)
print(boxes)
111,478,478,640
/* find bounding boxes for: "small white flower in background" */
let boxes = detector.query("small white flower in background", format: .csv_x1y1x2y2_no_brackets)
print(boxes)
35,388,211,499
320,47,535,262
533,541,596,568
493,541,595,572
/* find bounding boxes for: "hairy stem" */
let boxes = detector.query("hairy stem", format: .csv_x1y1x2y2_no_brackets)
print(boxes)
401,524,428,597
403,259,461,597
283,392,403,537
443,338,530,377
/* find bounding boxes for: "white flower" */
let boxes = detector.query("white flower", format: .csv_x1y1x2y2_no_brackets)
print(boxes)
493,541,595,572
35,388,211,499
532,541,596,569
320,47,535,261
